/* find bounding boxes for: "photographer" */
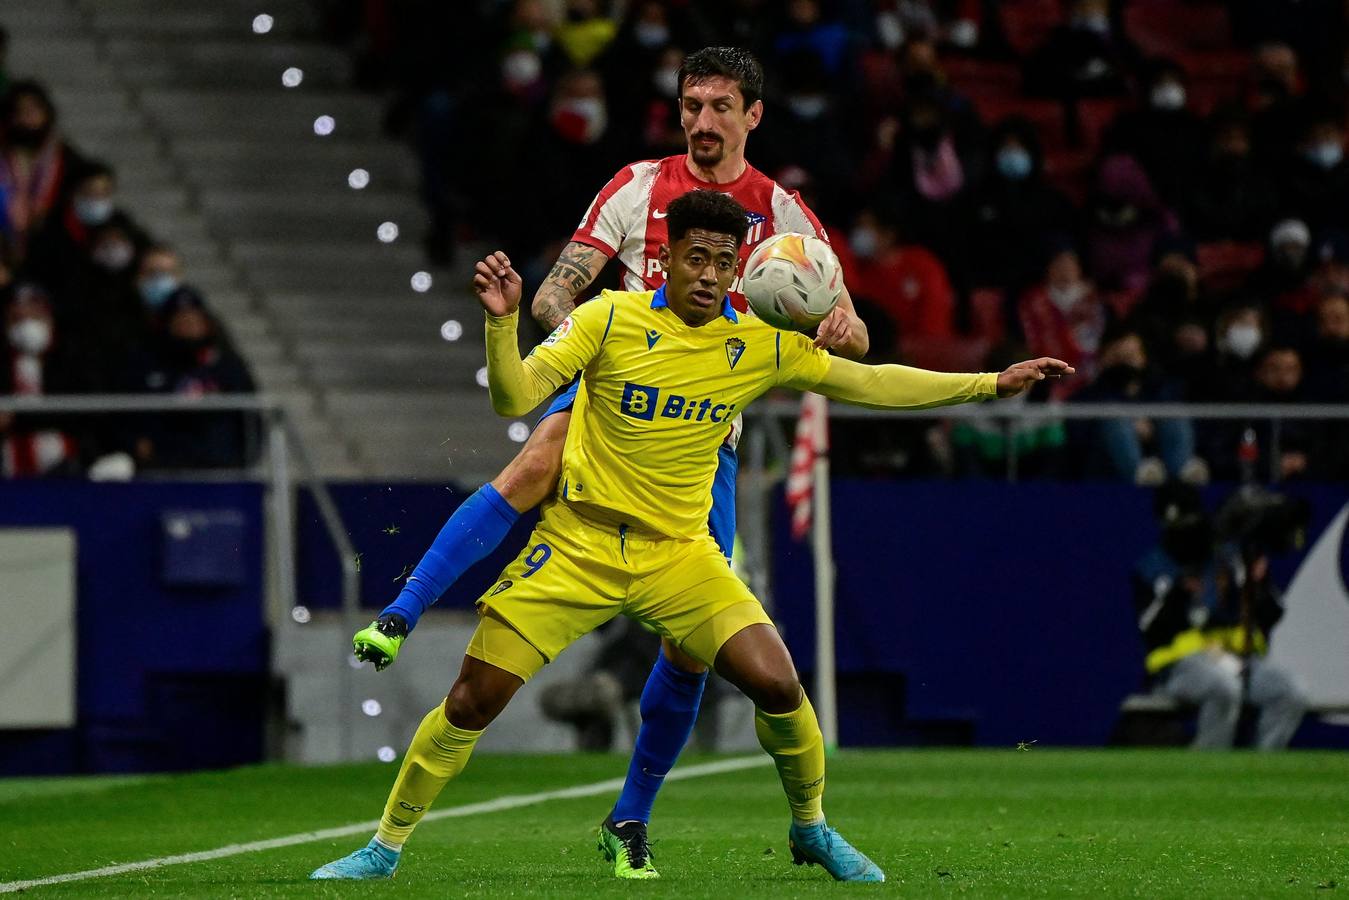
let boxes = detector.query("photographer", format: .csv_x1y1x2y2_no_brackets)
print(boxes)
1131,486,1308,749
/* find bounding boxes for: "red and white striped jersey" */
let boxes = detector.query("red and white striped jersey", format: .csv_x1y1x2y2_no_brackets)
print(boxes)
571,154,828,311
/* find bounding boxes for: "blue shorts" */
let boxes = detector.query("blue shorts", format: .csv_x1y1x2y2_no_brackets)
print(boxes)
538,379,737,561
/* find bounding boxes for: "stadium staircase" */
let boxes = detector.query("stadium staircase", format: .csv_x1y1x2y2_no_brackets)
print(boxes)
7,0,523,482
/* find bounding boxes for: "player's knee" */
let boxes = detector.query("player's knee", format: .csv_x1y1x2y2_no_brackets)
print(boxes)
748,672,804,715
495,443,562,508
445,680,500,731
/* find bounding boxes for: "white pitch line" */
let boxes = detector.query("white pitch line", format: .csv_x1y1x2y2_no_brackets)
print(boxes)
0,755,770,893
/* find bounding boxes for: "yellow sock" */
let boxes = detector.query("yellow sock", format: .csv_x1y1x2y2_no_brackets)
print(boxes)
754,695,826,826
375,704,484,849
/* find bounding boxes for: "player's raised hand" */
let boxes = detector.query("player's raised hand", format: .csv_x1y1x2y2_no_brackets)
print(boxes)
812,305,858,351
996,357,1075,398
473,251,523,317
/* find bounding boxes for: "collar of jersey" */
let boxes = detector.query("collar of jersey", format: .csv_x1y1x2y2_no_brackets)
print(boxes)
650,284,738,323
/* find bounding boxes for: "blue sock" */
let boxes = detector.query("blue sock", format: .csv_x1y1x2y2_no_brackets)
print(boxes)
611,651,707,824
382,483,519,631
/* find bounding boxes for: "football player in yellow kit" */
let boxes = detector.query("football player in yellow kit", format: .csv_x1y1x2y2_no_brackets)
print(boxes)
311,189,1070,884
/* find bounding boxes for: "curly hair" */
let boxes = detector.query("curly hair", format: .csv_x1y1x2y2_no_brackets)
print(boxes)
665,190,749,247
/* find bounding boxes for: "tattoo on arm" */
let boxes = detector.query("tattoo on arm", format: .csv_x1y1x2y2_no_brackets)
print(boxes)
532,242,606,331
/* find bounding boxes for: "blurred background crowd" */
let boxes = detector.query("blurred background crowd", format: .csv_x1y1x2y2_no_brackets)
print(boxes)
3,0,1349,482
0,29,257,478
318,0,1349,483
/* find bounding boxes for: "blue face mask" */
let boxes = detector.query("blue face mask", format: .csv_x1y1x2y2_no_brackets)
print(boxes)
74,197,114,226
1307,141,1344,171
996,146,1033,181
139,274,180,308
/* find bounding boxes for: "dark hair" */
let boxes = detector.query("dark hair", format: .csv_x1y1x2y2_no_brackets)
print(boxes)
665,190,749,246
678,47,764,109
2,80,56,124
75,159,116,184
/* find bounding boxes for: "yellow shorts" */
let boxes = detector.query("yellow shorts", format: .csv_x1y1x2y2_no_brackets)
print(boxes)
469,500,771,682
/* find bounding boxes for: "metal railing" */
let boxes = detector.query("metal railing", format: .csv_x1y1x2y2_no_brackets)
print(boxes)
0,393,362,756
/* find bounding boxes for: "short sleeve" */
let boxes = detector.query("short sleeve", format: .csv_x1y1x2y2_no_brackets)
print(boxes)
775,331,833,390
571,161,659,256
526,295,615,382
771,183,829,243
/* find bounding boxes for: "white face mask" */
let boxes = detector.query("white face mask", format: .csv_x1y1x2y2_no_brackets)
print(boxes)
633,21,669,48
1048,281,1088,312
501,50,542,90
849,226,880,260
560,97,607,143
1223,323,1262,359
8,318,52,355
93,240,135,271
875,11,904,49
1150,82,1186,111
788,94,828,120
652,67,679,98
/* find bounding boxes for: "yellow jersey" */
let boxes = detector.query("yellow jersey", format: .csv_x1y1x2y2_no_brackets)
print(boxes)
484,287,998,540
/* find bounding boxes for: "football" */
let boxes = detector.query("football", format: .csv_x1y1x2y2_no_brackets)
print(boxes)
741,232,843,331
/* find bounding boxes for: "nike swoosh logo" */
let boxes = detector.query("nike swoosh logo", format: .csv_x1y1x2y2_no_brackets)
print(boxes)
652,209,667,219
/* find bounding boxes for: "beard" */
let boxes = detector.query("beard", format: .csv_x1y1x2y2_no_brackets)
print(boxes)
689,133,725,167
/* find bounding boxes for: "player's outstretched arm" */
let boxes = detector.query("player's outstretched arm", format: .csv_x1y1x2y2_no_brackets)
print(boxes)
475,251,607,417
531,241,609,331
792,355,1073,410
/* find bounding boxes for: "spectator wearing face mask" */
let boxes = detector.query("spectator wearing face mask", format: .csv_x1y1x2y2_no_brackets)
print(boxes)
1185,112,1279,242
514,69,624,262
968,117,1077,298
119,288,258,471
1195,302,1269,402
600,1,688,139
755,50,857,223
1019,245,1109,399
1208,345,1328,481
1249,219,1320,342
1070,326,1206,485
1276,109,1349,233
0,284,99,477
55,219,146,366
833,205,954,359
0,81,86,263
1127,245,1213,387
25,161,139,296
869,80,985,295
1104,58,1206,207
1023,0,1141,102
1085,153,1180,297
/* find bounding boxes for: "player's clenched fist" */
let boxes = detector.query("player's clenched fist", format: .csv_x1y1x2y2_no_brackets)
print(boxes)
995,357,1075,398
473,251,523,318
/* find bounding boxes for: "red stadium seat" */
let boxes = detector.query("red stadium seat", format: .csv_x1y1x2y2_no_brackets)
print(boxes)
1196,241,1266,294
900,335,992,372
969,288,1008,345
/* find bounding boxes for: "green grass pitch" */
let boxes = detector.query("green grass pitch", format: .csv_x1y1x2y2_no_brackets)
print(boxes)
2,750,1346,897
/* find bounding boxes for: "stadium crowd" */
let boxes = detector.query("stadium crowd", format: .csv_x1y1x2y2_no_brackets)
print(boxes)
0,26,256,478
332,0,1349,482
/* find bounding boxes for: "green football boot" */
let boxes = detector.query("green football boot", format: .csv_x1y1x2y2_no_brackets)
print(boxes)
597,815,659,879
352,614,408,672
